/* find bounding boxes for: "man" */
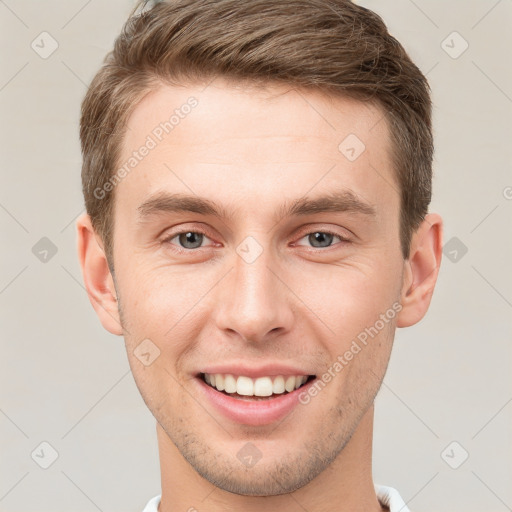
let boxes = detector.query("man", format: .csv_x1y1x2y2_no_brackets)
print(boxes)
76,0,443,510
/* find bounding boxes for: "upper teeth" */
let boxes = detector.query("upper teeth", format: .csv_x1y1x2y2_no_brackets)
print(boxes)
203,373,309,396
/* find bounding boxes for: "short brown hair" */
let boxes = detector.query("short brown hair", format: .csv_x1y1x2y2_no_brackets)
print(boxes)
80,0,433,267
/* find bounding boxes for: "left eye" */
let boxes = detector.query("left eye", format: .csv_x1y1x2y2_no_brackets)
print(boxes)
167,231,213,250
296,231,346,248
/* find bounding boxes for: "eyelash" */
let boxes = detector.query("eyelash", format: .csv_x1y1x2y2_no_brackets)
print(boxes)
162,228,351,253
294,229,351,249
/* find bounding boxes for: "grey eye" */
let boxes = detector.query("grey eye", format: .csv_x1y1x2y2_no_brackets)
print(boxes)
178,232,204,249
308,232,335,248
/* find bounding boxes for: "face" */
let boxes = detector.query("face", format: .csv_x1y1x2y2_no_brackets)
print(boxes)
110,79,405,495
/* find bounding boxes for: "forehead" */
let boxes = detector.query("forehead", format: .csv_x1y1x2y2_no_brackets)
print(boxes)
115,78,397,223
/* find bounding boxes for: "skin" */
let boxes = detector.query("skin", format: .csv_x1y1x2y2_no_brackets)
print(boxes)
77,78,443,512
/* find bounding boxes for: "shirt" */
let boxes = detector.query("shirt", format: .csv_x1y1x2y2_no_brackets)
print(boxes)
142,484,411,511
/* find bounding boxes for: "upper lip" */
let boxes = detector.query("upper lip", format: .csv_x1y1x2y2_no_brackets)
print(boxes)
198,363,316,379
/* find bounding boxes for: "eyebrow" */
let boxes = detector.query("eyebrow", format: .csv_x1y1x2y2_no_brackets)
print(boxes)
136,190,377,223
281,190,376,219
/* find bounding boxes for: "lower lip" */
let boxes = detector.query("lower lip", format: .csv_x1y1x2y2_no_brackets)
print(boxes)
195,376,315,426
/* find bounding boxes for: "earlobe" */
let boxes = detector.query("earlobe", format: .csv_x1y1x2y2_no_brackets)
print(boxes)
396,213,443,328
76,213,123,336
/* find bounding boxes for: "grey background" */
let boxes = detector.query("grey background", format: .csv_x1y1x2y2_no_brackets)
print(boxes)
1,1,511,511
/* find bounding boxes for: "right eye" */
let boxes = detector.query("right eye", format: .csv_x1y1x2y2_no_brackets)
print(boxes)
163,230,215,251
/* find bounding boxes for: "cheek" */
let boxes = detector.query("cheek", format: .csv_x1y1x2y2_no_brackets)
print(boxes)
117,242,402,349
291,258,400,341
118,263,193,330
117,264,218,368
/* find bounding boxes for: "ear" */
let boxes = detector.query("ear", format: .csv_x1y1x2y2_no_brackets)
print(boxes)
396,213,443,328
76,213,123,335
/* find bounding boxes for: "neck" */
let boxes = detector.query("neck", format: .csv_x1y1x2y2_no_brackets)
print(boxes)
157,405,384,512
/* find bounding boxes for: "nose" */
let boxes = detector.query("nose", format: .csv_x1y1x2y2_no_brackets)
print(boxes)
213,242,295,344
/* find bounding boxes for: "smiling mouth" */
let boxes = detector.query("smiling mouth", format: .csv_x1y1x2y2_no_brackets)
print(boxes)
199,372,316,400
